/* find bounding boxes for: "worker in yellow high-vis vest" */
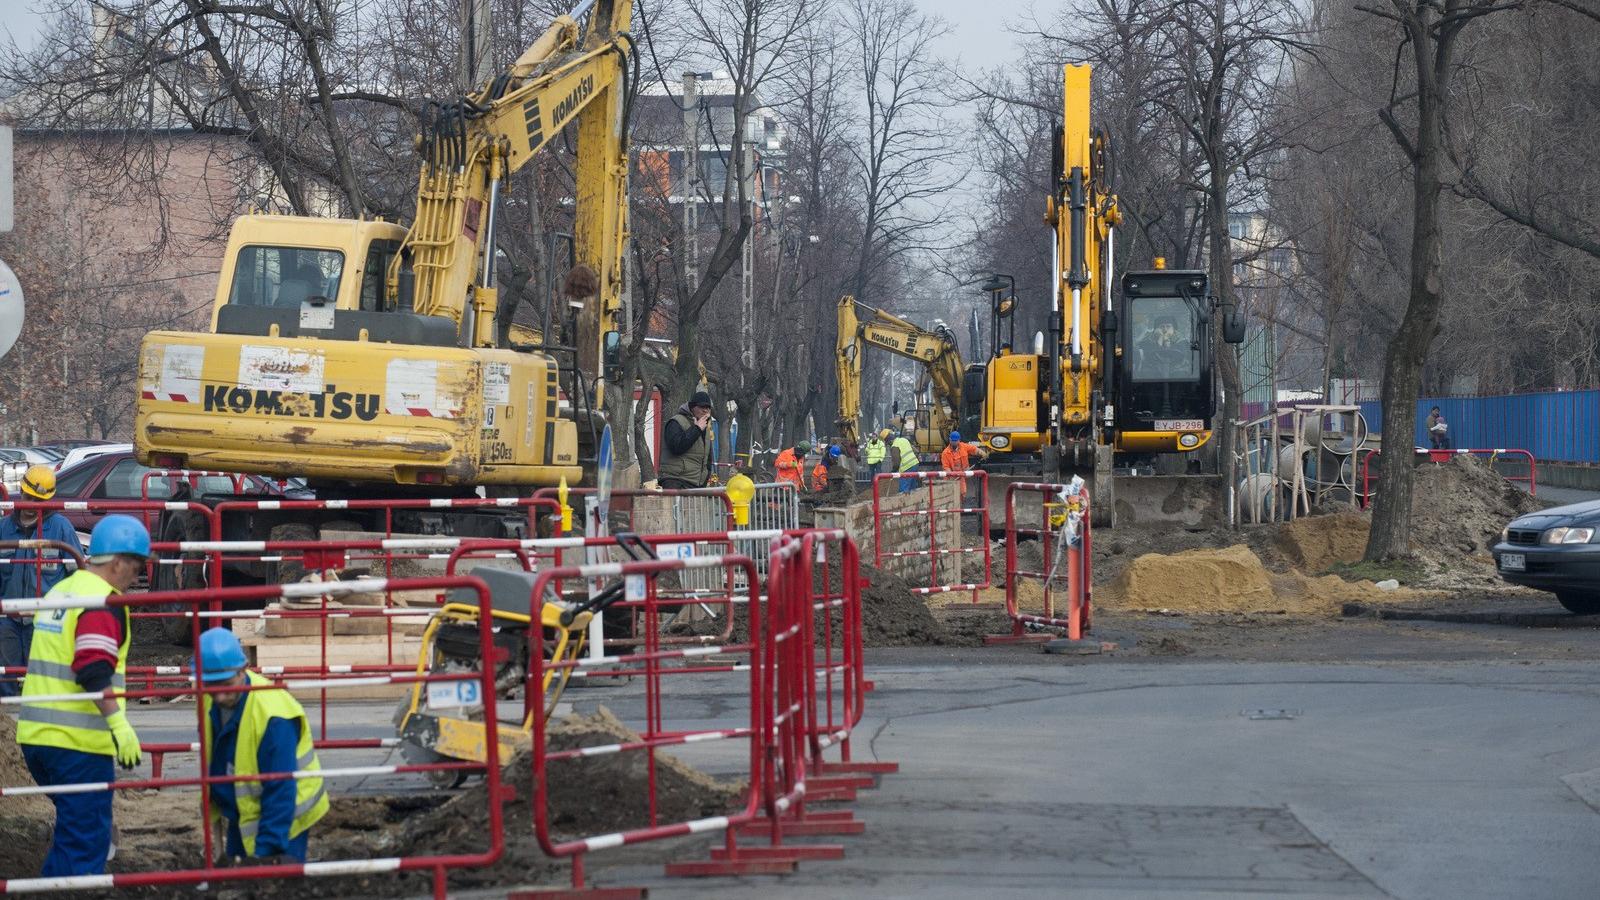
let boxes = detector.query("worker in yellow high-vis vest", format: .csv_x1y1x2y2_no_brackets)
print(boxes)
16,514,151,877
197,627,328,864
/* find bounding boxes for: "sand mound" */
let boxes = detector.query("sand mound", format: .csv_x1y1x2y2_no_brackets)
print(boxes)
1101,544,1427,614
1275,512,1370,572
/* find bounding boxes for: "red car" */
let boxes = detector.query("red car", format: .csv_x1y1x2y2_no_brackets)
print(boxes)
48,451,300,535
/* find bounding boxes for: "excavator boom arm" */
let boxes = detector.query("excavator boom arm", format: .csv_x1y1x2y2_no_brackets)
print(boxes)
836,295,964,447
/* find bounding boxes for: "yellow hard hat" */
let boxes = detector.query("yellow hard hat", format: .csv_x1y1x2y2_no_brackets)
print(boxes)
21,464,57,500
878,428,892,440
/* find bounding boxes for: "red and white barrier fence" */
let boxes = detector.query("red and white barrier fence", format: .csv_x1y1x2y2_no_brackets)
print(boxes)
1360,447,1536,508
870,470,991,601
984,482,1092,644
0,575,506,899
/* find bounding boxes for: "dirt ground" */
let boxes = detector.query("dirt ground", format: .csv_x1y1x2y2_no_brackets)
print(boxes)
1,707,743,897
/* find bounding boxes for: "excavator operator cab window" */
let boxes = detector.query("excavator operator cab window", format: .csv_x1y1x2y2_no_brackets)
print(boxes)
359,240,402,312
1128,298,1201,383
228,246,344,309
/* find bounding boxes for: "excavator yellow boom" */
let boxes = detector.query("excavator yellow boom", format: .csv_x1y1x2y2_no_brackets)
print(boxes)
835,295,964,456
135,0,634,489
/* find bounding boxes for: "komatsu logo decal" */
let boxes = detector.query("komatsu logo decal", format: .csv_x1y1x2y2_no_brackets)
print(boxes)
202,384,380,421
550,74,594,128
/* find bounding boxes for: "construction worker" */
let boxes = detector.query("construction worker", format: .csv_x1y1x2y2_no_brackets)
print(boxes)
889,431,920,494
16,514,151,878
774,440,811,489
1,465,82,698
941,431,988,497
812,444,842,491
863,429,888,478
198,628,328,865
658,390,715,489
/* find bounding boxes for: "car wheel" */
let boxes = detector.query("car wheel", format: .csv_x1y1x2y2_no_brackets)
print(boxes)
1556,591,1600,615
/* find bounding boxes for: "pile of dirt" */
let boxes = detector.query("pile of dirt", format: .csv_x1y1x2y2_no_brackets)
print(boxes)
1099,544,1430,614
1274,511,1371,572
1410,455,1543,562
389,706,743,889
857,567,948,646
0,714,53,877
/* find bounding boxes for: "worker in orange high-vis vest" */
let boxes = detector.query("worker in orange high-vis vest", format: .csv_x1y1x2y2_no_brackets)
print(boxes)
811,444,842,491
773,441,811,489
939,431,987,497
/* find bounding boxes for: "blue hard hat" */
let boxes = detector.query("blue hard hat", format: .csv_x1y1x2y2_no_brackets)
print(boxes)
194,627,249,683
828,444,841,458
88,514,152,560
949,431,962,443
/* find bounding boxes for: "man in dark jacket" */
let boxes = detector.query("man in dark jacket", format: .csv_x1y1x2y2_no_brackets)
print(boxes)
658,390,714,489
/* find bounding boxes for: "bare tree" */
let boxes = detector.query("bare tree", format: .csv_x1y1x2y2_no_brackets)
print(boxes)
843,0,958,304
1359,0,1520,561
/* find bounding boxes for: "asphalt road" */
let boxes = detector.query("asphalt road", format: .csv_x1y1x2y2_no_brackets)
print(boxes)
122,644,1600,900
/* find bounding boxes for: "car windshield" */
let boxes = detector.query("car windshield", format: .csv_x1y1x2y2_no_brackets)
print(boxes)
98,459,274,500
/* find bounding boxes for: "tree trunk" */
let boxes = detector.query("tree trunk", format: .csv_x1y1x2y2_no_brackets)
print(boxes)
1365,6,1451,562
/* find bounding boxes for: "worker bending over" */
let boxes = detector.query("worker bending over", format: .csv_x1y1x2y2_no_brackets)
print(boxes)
889,431,920,493
812,445,842,491
940,431,988,497
774,441,811,489
199,627,328,865
16,515,150,877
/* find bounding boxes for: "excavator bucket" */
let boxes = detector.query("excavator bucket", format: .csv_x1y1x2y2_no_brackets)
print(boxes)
1106,474,1224,531
983,471,1224,532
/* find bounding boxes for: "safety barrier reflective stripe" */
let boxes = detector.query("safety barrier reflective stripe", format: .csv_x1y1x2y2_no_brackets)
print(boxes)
870,471,991,599
1360,447,1537,508
985,482,1093,644
0,573,505,899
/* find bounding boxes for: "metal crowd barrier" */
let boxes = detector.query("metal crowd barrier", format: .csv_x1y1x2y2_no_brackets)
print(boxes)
984,482,1092,644
869,470,991,601
0,575,505,899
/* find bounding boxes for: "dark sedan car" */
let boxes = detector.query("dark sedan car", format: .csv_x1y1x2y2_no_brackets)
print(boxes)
1493,500,1600,614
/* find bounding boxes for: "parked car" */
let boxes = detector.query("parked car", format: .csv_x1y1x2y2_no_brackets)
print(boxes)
0,446,62,467
1493,500,1600,614
54,442,132,473
48,451,307,534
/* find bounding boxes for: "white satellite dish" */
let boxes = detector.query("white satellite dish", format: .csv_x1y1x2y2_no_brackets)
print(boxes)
0,256,22,361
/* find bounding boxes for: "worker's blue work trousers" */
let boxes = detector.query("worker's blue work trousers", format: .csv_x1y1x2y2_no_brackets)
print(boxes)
22,745,115,877
898,475,917,494
0,616,31,697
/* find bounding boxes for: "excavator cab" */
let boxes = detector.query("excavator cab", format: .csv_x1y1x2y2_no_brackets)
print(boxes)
1110,268,1218,455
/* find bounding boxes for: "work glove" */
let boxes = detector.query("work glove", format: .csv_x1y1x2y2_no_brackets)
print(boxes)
105,710,142,770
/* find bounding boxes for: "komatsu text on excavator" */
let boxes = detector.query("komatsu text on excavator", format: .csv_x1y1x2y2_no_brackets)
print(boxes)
134,0,633,541
835,295,964,458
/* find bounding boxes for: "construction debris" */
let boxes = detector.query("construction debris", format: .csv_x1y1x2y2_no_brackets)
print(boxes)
1098,544,1434,614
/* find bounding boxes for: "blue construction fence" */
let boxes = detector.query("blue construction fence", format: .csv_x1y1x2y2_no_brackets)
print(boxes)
1355,390,1600,464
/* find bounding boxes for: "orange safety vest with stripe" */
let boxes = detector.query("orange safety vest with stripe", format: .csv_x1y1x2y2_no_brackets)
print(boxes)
940,442,982,496
774,448,804,487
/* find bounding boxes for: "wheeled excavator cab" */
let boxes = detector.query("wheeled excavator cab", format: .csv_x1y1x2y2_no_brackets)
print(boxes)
1108,268,1234,455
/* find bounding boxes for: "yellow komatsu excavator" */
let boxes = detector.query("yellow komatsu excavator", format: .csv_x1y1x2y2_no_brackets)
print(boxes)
835,295,964,457
135,0,633,533
974,64,1244,526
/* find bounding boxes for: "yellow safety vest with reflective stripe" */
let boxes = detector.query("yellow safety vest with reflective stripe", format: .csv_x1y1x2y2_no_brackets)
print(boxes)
891,436,919,473
16,570,129,755
864,438,886,464
203,671,329,854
